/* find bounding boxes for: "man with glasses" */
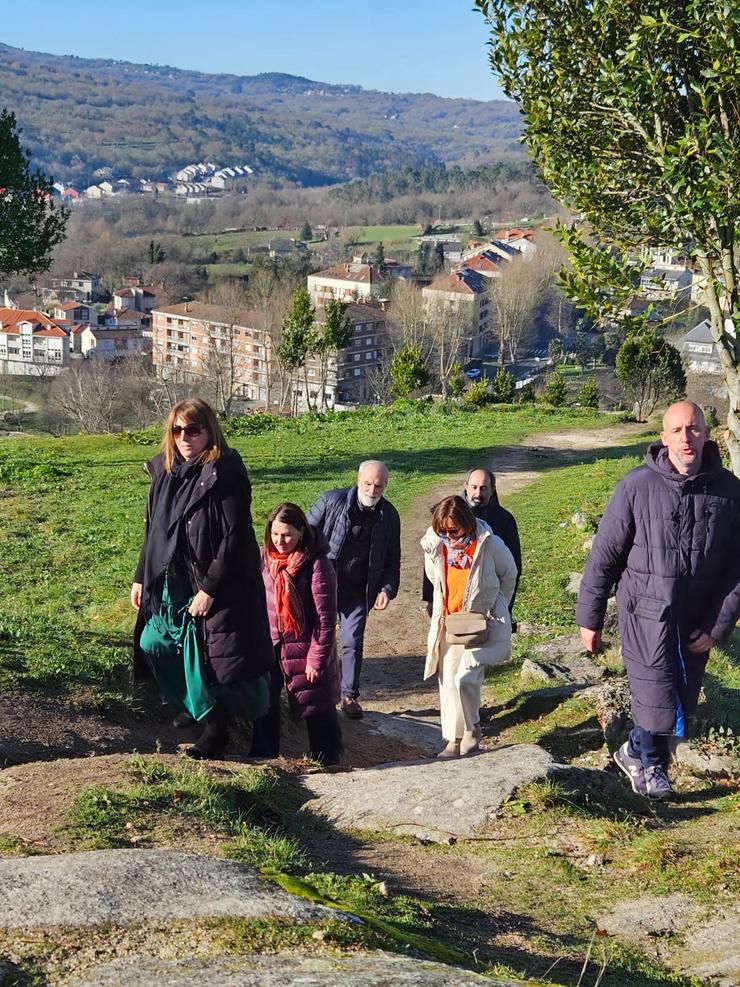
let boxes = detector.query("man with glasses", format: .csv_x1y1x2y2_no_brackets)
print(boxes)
308,460,401,719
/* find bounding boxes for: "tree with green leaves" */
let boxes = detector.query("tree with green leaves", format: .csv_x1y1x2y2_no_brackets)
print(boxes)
449,362,466,398
472,219,485,238
278,286,316,414
579,377,601,409
542,370,567,407
491,367,515,403
374,241,386,274
475,0,740,472
147,239,166,265
315,298,351,410
0,109,67,278
616,330,685,421
299,221,313,243
390,346,430,399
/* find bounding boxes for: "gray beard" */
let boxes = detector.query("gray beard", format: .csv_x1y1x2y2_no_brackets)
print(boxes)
358,492,382,508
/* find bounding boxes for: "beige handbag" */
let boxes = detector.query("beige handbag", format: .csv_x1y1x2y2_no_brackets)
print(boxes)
445,611,488,646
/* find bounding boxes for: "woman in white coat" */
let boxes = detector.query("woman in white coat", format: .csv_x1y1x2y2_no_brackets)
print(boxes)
421,495,518,757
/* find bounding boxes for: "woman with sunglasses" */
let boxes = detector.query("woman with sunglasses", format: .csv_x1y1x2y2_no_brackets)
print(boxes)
250,502,342,765
421,495,517,758
131,398,273,759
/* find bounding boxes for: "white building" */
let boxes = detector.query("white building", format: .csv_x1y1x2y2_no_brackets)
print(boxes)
307,257,385,305
0,308,69,376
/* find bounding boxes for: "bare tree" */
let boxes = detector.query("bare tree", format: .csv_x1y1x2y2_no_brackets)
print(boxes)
489,242,560,364
248,269,293,412
50,361,125,432
200,283,258,417
387,280,434,361
425,296,473,397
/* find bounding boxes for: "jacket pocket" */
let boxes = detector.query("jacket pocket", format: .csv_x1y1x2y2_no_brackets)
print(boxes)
628,597,670,621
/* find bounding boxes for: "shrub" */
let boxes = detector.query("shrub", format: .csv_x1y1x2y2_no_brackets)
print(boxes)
390,346,430,398
579,377,600,408
448,362,466,398
518,382,536,403
491,368,515,403
542,370,567,406
463,379,491,408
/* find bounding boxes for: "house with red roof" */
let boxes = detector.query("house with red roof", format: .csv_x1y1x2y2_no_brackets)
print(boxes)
307,256,386,305
51,301,98,325
0,308,70,375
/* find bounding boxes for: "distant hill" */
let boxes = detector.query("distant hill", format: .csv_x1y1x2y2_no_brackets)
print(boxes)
0,43,524,188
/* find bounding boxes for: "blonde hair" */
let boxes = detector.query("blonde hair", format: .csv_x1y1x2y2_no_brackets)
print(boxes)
162,398,227,472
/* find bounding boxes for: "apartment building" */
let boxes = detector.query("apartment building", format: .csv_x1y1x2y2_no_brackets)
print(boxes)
150,302,268,402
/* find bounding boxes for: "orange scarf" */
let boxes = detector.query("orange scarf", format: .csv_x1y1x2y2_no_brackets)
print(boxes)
267,547,308,638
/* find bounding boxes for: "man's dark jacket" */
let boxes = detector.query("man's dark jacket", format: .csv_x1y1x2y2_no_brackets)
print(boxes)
134,449,274,686
575,440,740,734
307,486,401,609
421,491,522,612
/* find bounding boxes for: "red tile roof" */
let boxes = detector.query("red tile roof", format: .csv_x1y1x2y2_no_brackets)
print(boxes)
0,308,68,338
310,263,383,285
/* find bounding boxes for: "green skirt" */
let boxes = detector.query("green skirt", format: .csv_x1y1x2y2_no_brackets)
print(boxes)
140,570,269,722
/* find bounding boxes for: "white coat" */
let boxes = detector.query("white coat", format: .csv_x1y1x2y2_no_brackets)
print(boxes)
421,519,518,680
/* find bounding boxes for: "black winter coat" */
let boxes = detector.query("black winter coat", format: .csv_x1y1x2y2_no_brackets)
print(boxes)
133,448,274,686
307,486,401,608
575,441,740,734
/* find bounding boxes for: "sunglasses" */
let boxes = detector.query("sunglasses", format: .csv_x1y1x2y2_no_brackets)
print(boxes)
172,424,205,437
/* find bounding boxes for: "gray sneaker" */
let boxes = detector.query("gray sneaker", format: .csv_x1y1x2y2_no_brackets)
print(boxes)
613,742,647,796
644,764,673,801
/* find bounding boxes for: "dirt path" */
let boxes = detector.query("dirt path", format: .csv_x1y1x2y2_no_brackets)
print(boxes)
0,420,645,770
335,420,645,758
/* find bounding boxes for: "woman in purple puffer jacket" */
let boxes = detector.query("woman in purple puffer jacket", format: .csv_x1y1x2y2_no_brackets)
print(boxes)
250,502,343,765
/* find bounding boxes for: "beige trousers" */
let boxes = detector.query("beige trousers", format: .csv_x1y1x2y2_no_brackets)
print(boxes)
438,643,485,741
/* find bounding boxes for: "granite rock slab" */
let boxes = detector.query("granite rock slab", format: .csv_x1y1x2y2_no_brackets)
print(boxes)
0,850,335,929
300,744,556,841
73,952,532,987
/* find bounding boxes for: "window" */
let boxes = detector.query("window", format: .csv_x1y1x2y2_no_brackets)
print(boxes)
354,368,362,377
354,353,361,362
365,351,373,361
366,337,374,346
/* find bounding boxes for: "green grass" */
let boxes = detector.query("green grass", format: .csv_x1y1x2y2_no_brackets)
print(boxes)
354,224,421,245
0,401,604,697
66,755,307,872
503,443,648,627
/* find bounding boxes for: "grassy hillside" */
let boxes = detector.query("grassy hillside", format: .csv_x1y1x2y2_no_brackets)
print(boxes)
0,402,602,699
0,43,524,186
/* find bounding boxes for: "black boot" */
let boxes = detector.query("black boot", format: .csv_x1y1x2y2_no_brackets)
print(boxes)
186,705,228,760
173,711,196,729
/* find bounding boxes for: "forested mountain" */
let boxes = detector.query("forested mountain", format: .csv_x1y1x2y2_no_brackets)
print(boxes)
0,43,524,187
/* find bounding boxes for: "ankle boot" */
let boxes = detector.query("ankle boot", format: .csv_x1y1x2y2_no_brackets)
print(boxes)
437,739,461,759
460,723,482,755
186,705,228,760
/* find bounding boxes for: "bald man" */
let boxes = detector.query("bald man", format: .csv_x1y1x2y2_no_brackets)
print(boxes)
576,402,740,800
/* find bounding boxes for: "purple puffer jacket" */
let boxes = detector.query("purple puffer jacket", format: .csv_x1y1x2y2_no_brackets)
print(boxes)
261,529,340,719
576,440,740,734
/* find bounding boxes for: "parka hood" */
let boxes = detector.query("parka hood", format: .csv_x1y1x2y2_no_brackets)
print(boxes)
645,439,723,483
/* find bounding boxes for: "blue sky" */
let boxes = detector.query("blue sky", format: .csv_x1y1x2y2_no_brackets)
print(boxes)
2,1,507,101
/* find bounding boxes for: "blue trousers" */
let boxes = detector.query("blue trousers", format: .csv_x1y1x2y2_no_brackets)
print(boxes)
338,596,368,699
628,725,670,768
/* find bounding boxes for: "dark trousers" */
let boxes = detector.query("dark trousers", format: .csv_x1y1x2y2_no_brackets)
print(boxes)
628,725,670,768
250,663,343,766
338,595,368,699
